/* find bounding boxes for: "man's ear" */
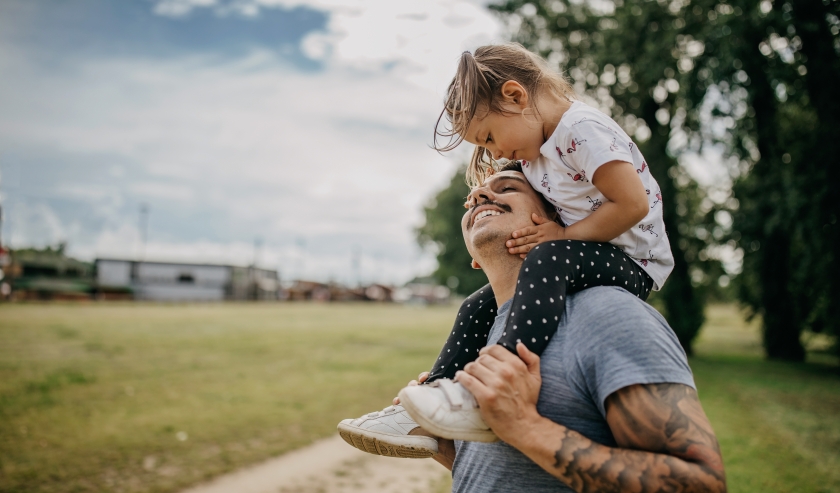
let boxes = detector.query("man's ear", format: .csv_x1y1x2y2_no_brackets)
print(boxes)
471,259,482,270
500,80,529,109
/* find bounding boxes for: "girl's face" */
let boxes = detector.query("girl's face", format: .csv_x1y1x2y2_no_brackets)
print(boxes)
462,101,547,164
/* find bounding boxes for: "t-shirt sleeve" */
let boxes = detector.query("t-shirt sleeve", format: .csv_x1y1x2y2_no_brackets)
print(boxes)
560,118,634,180
567,287,696,418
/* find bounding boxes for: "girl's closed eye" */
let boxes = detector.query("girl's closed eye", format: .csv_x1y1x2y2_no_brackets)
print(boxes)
485,134,493,144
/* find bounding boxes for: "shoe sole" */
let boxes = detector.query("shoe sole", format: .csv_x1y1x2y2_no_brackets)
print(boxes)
336,423,437,459
398,389,500,443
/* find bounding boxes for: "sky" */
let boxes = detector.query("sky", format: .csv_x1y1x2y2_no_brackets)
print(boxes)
0,0,505,285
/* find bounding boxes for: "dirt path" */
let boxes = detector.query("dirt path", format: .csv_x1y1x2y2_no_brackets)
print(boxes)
179,435,449,493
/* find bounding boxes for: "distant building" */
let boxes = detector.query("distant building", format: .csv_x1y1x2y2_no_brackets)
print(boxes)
4,245,95,300
95,258,279,301
279,280,394,302
392,282,451,304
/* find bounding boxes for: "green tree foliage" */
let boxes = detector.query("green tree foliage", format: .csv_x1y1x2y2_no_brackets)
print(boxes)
486,0,839,360
710,0,840,360
416,166,490,296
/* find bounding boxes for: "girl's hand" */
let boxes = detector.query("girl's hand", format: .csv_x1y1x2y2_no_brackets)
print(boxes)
506,214,566,258
393,371,430,405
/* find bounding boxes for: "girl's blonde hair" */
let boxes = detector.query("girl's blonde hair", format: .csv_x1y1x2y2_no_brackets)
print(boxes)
434,43,574,188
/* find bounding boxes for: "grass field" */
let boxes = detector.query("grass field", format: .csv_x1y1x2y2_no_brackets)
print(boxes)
690,306,840,493
0,302,838,493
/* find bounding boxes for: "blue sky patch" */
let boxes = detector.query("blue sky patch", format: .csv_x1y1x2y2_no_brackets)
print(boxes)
0,0,328,69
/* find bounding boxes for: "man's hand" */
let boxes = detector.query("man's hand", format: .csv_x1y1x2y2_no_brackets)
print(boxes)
456,343,545,443
506,214,566,258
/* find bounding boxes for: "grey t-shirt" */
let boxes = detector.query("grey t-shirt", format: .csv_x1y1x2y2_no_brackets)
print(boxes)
451,286,695,493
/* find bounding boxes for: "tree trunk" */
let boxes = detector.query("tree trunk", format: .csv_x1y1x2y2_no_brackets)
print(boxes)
740,15,805,361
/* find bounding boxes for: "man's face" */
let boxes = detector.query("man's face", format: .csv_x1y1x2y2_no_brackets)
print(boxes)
461,170,549,256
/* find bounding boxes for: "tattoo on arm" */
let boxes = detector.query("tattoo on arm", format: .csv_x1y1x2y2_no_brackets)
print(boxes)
550,383,726,493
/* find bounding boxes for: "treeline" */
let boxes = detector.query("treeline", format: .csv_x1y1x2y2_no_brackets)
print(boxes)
418,0,839,360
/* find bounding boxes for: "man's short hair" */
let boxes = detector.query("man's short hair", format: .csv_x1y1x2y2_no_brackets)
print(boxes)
495,161,562,224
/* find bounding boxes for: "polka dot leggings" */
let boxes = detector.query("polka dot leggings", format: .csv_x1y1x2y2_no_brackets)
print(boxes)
427,240,653,382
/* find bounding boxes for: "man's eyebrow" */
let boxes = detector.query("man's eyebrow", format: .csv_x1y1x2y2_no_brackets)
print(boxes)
467,174,529,203
487,175,528,187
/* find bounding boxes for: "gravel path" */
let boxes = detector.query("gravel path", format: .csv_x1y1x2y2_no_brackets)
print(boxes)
179,435,449,493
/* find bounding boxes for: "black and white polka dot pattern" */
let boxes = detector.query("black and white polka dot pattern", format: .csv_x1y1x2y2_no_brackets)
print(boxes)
426,285,496,382
427,241,653,383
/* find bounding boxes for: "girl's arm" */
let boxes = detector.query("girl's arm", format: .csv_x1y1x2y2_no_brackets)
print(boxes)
507,160,649,255
565,160,649,241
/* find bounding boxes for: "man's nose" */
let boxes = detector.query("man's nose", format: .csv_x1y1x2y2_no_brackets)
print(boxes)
467,187,495,206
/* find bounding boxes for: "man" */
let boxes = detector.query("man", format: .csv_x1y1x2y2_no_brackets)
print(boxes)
340,164,726,492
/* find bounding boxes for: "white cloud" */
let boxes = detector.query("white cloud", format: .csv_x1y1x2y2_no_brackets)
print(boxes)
0,1,502,284
153,0,218,18
151,0,503,93
297,0,500,90
4,201,68,247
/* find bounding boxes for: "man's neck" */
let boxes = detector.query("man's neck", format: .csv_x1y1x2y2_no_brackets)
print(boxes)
477,247,523,307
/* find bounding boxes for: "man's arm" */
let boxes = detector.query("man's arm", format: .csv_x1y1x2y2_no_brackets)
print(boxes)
549,383,726,493
431,437,456,471
458,344,726,493
406,426,456,470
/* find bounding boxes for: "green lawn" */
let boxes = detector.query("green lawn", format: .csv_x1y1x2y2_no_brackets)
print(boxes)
0,303,454,493
691,306,840,493
0,302,838,493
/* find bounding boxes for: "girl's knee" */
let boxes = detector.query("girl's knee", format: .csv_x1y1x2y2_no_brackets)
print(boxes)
522,241,568,267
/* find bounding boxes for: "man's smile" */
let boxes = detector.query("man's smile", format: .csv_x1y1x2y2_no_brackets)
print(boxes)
469,202,511,228
474,209,503,223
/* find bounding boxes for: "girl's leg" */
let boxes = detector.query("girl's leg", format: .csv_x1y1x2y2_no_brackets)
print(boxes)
426,283,497,382
496,240,652,354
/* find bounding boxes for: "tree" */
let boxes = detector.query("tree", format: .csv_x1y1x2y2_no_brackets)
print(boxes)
416,166,490,296
717,0,840,360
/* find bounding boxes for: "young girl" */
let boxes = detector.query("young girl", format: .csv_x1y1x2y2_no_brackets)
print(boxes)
338,43,673,456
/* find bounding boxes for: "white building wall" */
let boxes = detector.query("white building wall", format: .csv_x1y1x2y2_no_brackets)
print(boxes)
94,258,276,301
135,263,230,286
97,260,131,287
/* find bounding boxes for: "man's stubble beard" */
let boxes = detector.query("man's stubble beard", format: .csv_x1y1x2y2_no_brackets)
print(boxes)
470,227,522,270
471,226,507,251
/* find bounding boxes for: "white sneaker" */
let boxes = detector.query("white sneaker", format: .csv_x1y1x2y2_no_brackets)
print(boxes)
398,379,499,443
337,404,438,458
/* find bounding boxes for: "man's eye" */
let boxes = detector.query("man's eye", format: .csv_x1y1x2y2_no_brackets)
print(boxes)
501,186,514,192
